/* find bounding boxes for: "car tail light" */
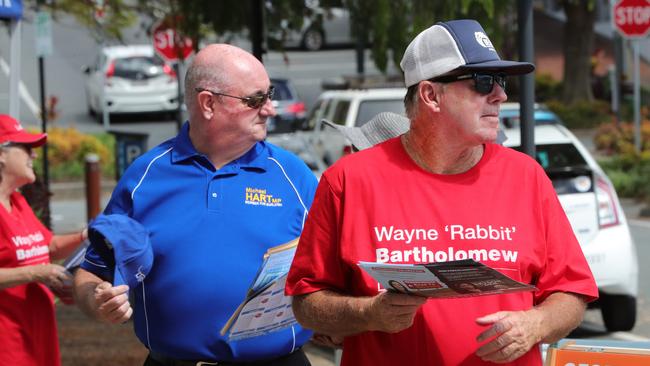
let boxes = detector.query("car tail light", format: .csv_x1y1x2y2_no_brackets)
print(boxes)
342,145,354,156
286,102,306,117
105,61,115,78
595,174,620,228
163,64,177,82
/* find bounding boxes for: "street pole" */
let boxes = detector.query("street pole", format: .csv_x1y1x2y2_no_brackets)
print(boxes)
518,0,535,159
36,1,51,229
174,62,183,132
633,39,641,153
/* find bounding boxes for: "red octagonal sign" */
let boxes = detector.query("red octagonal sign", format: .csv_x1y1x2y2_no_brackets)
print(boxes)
613,0,650,38
152,18,193,62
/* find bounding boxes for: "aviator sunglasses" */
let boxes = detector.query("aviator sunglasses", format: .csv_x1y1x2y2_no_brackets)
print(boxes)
195,85,275,109
431,72,507,95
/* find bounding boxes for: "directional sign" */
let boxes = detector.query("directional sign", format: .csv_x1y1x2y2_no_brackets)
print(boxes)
613,0,650,38
0,0,23,20
152,18,193,62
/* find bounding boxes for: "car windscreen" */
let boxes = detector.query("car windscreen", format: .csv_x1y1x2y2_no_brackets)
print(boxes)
512,143,592,194
113,56,165,80
271,80,294,101
355,99,405,127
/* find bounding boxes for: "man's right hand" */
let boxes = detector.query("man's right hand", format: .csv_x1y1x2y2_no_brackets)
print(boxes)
92,282,133,324
31,263,71,289
364,291,427,333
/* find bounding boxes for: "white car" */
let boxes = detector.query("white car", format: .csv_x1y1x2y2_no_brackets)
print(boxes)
305,88,406,165
83,45,179,118
500,103,639,332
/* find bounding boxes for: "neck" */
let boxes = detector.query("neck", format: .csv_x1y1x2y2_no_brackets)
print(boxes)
0,180,15,211
401,131,484,175
189,122,255,170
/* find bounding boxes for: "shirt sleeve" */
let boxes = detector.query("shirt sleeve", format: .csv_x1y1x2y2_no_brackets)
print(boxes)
286,173,347,295
533,169,599,304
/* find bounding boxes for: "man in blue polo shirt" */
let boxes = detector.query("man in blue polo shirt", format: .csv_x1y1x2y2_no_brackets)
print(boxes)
73,44,318,366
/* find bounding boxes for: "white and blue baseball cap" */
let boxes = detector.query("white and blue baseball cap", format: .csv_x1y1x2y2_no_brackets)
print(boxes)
400,19,535,87
88,214,153,289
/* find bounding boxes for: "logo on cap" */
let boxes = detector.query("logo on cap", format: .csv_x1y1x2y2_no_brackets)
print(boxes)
474,32,495,51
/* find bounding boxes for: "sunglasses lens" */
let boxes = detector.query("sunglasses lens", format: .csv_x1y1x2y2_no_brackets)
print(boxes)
474,74,494,95
247,95,265,109
247,86,275,109
473,74,506,95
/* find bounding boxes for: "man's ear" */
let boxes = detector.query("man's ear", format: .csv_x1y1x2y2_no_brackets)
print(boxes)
419,82,442,112
197,92,215,120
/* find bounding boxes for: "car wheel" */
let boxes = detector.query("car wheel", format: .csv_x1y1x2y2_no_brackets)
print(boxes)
302,28,324,51
600,294,636,331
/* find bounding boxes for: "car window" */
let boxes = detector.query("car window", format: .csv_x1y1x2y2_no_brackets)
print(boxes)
113,56,165,80
331,100,351,125
355,99,405,126
512,143,587,170
306,99,327,130
271,80,293,101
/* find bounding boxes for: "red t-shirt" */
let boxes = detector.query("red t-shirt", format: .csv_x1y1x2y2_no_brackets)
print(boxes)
0,191,59,366
286,139,598,366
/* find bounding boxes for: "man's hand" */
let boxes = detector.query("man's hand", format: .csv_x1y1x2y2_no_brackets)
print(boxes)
31,263,71,289
365,291,427,333
92,282,133,324
474,309,543,363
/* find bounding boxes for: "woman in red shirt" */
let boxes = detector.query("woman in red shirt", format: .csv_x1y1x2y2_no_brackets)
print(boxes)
0,114,87,366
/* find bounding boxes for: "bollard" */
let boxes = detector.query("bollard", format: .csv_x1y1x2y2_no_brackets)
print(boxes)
85,154,101,222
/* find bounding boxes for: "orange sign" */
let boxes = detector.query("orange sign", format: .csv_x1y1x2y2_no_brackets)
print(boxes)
546,340,650,366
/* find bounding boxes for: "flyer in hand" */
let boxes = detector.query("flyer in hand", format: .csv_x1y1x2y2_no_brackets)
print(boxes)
220,238,299,341
359,259,536,298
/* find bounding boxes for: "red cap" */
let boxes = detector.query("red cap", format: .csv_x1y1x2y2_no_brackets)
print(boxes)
0,114,47,147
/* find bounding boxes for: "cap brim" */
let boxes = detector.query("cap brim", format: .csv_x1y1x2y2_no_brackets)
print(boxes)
321,119,372,150
458,60,535,76
113,268,126,287
5,131,47,147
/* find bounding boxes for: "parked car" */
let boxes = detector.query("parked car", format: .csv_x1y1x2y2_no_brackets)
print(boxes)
267,78,307,134
305,87,406,165
83,45,179,119
500,102,639,332
268,4,353,51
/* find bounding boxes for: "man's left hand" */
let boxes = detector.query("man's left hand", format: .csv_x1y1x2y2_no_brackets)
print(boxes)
474,309,543,363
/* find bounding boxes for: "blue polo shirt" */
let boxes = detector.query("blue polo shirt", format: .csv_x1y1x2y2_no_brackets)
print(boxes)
81,122,318,361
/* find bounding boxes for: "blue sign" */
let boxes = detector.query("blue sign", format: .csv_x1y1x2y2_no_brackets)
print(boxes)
0,0,23,20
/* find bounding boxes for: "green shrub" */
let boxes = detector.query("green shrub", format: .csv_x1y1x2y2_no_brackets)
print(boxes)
535,73,562,102
30,127,115,181
545,99,613,129
599,154,650,201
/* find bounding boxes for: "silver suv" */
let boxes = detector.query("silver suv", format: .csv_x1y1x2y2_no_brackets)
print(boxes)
305,88,407,165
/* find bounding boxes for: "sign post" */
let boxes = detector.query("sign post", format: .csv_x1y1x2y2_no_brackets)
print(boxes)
612,0,650,153
152,18,193,131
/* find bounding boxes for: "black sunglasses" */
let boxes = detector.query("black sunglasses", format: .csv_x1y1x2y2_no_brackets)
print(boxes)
195,86,275,109
0,142,33,154
431,73,506,95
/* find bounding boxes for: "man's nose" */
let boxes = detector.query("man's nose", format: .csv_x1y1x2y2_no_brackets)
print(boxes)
489,83,508,104
260,97,277,117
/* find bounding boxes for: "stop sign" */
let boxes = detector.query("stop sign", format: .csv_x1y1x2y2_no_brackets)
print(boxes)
613,0,650,38
152,18,193,62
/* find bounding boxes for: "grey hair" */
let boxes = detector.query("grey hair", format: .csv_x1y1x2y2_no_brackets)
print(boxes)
404,84,419,120
184,61,230,114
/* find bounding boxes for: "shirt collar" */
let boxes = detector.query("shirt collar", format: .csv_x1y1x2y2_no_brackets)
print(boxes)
171,121,269,171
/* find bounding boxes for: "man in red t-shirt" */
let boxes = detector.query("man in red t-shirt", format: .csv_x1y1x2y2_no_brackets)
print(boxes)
286,19,598,366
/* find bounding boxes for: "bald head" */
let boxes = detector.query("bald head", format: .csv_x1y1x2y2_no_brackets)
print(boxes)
184,44,267,115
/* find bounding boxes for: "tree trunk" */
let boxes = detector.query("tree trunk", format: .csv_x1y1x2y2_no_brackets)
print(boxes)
561,0,596,104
